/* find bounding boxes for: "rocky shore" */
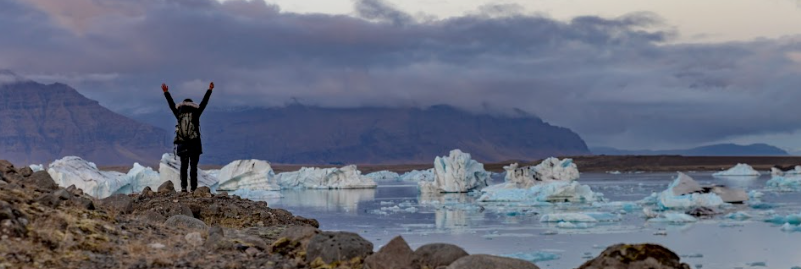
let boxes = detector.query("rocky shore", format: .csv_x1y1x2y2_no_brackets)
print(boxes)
1,160,693,269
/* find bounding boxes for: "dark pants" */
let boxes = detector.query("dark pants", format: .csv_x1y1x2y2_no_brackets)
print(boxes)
179,153,200,191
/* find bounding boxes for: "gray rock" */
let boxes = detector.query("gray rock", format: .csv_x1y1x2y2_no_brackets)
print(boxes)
157,181,175,194
185,232,204,247
138,210,166,224
446,255,540,269
0,200,27,238
164,215,207,230
685,206,717,217
413,243,469,269
18,167,32,177
578,244,691,269
205,226,232,250
193,186,212,198
278,226,320,250
101,194,133,214
24,171,58,191
158,203,193,218
365,236,414,269
306,231,374,264
37,189,71,208
141,186,155,197
0,161,16,176
65,185,84,196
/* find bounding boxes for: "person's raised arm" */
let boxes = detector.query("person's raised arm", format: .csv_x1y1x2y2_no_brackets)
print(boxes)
198,82,213,115
163,83,178,118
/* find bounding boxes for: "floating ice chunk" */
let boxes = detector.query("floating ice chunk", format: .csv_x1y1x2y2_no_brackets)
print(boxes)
712,163,761,177
747,261,767,267
159,153,218,191
399,169,434,182
366,170,401,182
504,158,579,188
216,160,279,191
479,181,601,203
708,186,748,203
47,156,129,198
503,252,561,263
275,165,376,189
556,222,595,229
126,163,162,193
540,212,621,223
29,164,44,172
766,175,801,191
419,149,490,193
656,173,724,209
749,190,764,200
725,212,751,220
607,171,622,175
763,213,801,225
229,189,282,200
647,213,698,224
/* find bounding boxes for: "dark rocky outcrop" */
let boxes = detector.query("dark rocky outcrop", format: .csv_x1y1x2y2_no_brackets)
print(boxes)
578,244,692,269
306,231,374,264
412,243,469,269
446,254,540,269
364,236,415,269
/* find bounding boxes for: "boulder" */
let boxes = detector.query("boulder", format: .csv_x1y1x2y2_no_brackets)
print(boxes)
23,171,58,191
37,189,71,208
365,236,415,269
277,226,320,250
0,200,28,238
193,186,213,198
157,181,175,194
446,254,540,269
205,226,232,250
164,215,207,230
412,243,469,269
578,244,691,269
138,210,166,224
18,167,32,177
306,231,374,264
185,232,204,247
100,194,133,214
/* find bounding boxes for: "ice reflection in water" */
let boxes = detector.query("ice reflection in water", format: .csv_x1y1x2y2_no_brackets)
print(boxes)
264,172,801,269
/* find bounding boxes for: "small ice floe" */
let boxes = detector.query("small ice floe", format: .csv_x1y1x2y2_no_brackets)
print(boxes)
229,189,283,200
607,170,622,175
747,261,767,267
781,223,801,232
725,211,752,221
418,149,490,193
365,170,401,182
502,252,561,263
647,213,698,224
540,212,621,223
763,212,801,225
766,175,801,191
645,172,748,209
712,163,761,177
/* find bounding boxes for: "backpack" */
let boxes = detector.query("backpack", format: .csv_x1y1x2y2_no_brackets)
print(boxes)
174,112,198,143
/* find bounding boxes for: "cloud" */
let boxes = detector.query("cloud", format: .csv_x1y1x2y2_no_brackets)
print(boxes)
2,0,801,150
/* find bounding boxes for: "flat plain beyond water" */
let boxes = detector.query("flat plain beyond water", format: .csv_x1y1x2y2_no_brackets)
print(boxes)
247,172,801,269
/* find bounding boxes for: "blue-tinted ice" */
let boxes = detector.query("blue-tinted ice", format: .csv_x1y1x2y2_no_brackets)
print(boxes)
257,172,801,268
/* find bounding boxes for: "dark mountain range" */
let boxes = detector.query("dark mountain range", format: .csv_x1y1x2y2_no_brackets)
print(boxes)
135,105,590,164
0,78,169,166
591,143,789,156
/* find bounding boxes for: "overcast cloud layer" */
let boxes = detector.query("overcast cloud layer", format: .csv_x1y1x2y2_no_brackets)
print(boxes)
2,0,801,150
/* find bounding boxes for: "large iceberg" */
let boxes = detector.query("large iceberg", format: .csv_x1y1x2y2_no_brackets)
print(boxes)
365,170,401,182
712,163,761,177
275,165,377,189
419,149,490,193
654,172,725,209
159,153,219,191
479,158,600,203
504,158,579,188
126,163,162,193
47,156,130,198
216,160,279,191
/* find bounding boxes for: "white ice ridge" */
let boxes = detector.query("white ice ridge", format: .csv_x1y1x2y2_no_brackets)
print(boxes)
275,165,377,189
504,158,580,188
654,172,724,209
159,153,219,191
47,156,129,198
365,170,401,182
126,163,161,193
712,163,761,177
418,149,490,193
29,164,45,172
216,160,279,191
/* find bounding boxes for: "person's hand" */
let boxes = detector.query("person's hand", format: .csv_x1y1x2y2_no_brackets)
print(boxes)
161,83,169,92
209,82,214,91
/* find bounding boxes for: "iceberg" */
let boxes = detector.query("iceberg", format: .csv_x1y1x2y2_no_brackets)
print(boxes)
216,160,279,191
229,189,283,200
275,165,377,189
656,173,725,209
159,153,219,191
502,252,560,263
647,213,698,224
29,164,44,172
47,156,130,198
399,169,434,182
479,180,601,203
766,175,801,191
540,212,621,223
365,170,401,182
504,158,579,188
725,212,751,220
126,163,162,193
712,163,761,177
419,149,490,193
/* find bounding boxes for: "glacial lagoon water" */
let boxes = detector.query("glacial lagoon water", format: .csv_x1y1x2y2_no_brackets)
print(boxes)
257,172,801,269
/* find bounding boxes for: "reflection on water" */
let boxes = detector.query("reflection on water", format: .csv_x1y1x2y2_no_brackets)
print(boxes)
258,172,801,268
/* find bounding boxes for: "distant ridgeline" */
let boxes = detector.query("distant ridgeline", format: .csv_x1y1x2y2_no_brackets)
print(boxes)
591,143,789,156
137,105,591,165
0,79,169,166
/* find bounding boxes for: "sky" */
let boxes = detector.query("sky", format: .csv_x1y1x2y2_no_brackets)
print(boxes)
2,0,801,152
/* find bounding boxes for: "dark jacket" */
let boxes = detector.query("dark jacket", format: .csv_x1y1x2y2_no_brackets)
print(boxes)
165,90,212,156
